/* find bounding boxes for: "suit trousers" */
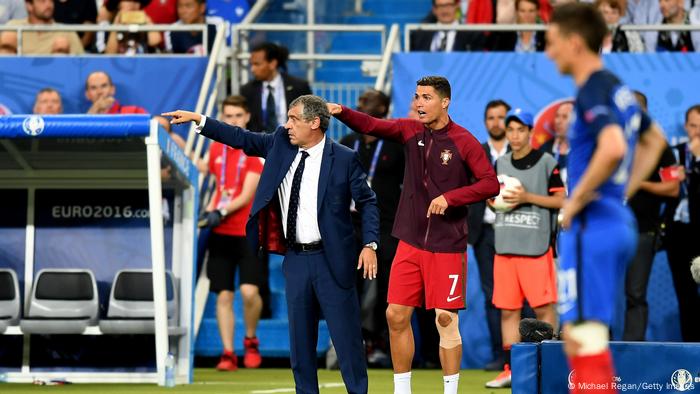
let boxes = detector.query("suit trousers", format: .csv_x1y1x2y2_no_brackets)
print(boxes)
472,224,503,361
623,232,656,341
283,249,368,394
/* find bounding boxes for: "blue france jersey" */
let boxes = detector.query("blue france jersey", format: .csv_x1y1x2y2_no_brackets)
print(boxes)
568,70,651,219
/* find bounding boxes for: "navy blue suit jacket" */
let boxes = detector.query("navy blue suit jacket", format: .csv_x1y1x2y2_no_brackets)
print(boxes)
200,118,380,289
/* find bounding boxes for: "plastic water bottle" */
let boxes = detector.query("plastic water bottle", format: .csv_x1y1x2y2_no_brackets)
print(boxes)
164,352,176,387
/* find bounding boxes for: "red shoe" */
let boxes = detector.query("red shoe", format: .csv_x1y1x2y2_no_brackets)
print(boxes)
243,337,262,368
216,353,238,371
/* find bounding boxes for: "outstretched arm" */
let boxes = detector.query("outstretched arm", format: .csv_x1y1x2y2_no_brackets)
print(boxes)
163,110,274,158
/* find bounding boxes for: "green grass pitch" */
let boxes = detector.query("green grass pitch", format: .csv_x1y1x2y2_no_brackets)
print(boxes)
0,368,510,393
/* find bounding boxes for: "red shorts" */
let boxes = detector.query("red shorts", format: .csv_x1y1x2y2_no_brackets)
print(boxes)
387,241,467,310
492,248,557,310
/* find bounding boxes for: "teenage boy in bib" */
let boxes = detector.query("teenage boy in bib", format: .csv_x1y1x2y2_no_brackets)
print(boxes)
486,109,565,388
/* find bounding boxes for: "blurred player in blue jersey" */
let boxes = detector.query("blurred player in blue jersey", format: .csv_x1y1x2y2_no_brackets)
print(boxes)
545,3,667,393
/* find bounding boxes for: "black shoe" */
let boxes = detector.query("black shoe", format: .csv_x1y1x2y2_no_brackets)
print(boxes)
484,358,505,371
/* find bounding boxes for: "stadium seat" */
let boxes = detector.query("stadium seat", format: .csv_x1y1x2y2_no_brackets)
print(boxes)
20,269,99,334
0,268,21,333
99,269,184,335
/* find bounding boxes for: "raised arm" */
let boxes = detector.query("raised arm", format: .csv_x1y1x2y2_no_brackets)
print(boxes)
328,104,409,143
163,110,274,158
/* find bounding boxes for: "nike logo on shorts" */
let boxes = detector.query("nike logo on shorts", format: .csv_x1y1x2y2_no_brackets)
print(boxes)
447,295,461,302
418,140,425,147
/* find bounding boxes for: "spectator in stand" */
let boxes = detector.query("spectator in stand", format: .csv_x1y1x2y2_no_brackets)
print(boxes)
164,0,220,54
198,95,265,371
52,0,97,50
339,89,405,368
410,0,484,52
2,0,84,55
0,0,26,24
596,0,644,52
623,91,681,341
240,42,312,133
33,87,63,114
539,101,573,185
663,104,700,342
467,99,511,372
84,71,148,114
97,0,161,54
489,0,545,52
644,0,700,51
626,0,668,49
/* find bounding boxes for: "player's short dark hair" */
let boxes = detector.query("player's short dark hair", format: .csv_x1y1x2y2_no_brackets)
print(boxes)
222,95,249,113
550,3,608,54
685,104,700,123
484,99,511,119
416,76,451,99
251,42,290,71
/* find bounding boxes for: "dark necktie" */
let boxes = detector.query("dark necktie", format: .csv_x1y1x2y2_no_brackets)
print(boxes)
438,31,448,51
265,85,277,132
286,151,309,245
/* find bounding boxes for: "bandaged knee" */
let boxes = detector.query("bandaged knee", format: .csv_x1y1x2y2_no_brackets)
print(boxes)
435,309,461,349
568,321,609,356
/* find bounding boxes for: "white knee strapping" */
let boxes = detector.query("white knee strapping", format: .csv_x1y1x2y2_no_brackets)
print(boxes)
568,321,609,356
435,309,461,349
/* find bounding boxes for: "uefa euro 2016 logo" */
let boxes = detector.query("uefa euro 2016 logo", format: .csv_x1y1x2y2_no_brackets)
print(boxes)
671,369,694,391
22,115,45,136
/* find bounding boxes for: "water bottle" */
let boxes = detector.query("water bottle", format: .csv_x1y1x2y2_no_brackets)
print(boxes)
164,352,176,387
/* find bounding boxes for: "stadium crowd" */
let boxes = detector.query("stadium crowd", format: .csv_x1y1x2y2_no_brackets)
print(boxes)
1,0,700,54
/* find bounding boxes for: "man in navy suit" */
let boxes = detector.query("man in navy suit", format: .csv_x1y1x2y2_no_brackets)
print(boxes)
241,42,312,132
164,95,379,394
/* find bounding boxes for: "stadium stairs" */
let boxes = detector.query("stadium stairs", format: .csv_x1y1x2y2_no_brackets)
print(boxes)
195,254,331,359
252,0,431,83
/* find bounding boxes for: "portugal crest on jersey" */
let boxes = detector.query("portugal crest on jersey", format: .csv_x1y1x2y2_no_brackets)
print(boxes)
440,149,452,165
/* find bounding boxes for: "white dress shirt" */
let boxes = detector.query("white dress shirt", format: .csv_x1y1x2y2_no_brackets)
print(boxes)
278,137,325,243
196,116,324,243
430,21,458,52
262,73,288,128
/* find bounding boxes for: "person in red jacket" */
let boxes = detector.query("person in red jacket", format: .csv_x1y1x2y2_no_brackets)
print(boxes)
199,95,265,371
84,71,147,114
328,76,499,394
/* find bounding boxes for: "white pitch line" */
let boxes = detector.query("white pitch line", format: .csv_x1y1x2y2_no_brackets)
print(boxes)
251,382,345,393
